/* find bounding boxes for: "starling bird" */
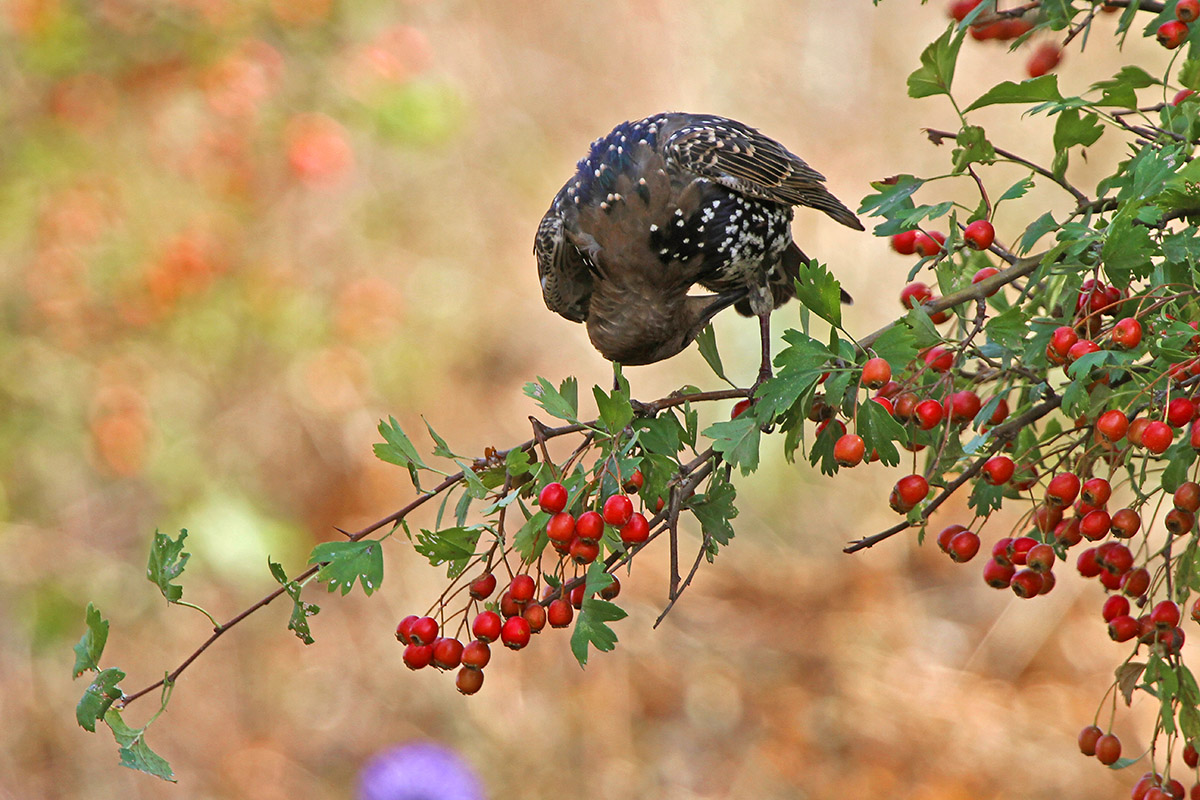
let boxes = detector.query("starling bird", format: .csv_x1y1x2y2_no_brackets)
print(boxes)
535,112,863,382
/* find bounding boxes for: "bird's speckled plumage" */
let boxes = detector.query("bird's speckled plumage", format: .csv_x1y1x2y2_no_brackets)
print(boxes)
535,112,862,367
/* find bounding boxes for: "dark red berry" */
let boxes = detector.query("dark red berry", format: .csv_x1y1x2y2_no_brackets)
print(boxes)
1159,19,1190,49
538,482,568,514
455,665,484,695
546,511,576,544
1102,595,1130,622
1011,568,1044,598
547,598,574,628
983,558,1015,588
1046,473,1081,507
522,602,546,634
432,637,464,670
461,640,491,670
948,530,980,563
469,573,497,600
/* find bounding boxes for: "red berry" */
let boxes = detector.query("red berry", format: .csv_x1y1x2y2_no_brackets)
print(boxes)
860,357,892,390
1121,567,1151,597
1110,508,1141,538
923,347,954,372
914,230,946,257
731,398,753,419
576,510,604,543
432,637,464,670
472,610,502,643
872,395,895,415
1010,536,1038,565
1077,547,1102,577
522,602,546,633
602,494,634,527
1111,317,1143,349
963,219,996,250
893,392,919,421
1011,568,1044,598
948,0,983,22
889,474,929,512
915,399,945,430
983,557,1016,588
396,614,419,644
1095,733,1122,765
569,583,585,609
948,390,982,423
1185,741,1199,769
1109,615,1139,642
469,573,497,600
1025,543,1056,573
1142,420,1175,454
538,482,568,514
1081,477,1112,507
1049,326,1079,361
1034,504,1063,535
991,537,1015,567
937,524,968,553
1174,88,1197,105
620,511,650,545
1167,508,1195,535
834,433,866,467
509,574,535,604
982,455,1015,485
1026,42,1062,78
599,576,621,600
1046,473,1081,507
891,230,919,255
1159,20,1190,49
1067,339,1100,363
1055,517,1083,547
461,640,491,669
546,511,576,544
1078,725,1103,756
1179,0,1200,23
1152,600,1182,628
1128,417,1151,447
948,530,981,563
455,665,484,695
900,281,933,309
1168,397,1197,428
1177,481,1200,512
1096,409,1129,443
622,469,644,493
501,615,532,650
403,643,434,670
971,266,1002,296
1097,541,1133,574
547,598,574,628
409,616,439,647
569,536,600,565
1102,595,1130,622
498,589,523,617
988,397,1010,425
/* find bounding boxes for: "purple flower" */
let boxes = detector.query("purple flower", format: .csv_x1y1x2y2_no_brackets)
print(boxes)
356,742,486,800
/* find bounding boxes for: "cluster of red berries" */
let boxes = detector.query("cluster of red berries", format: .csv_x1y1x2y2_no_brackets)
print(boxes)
947,1,1063,77
541,478,652,560
1158,0,1199,49
1079,730,1200,800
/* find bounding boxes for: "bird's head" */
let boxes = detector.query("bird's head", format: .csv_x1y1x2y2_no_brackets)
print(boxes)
585,290,745,367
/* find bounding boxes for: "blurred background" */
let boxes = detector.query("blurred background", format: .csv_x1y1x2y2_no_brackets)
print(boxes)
0,1,1177,797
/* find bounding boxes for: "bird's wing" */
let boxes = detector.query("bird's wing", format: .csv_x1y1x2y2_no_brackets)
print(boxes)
535,209,592,323
664,115,864,231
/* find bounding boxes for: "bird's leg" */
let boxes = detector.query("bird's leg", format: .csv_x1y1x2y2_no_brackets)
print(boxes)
754,309,773,388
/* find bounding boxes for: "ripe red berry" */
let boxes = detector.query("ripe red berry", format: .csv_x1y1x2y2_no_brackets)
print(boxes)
403,643,434,670
1025,543,1056,574
982,455,1015,485
1026,42,1062,78
576,510,604,543
1078,725,1103,756
547,597,574,628
1187,742,1200,769
461,640,491,669
937,524,968,553
1177,482,1200,512
948,390,982,424
948,530,981,563
619,511,650,545
1110,508,1141,538
1111,317,1143,349
396,614,419,644
1097,541,1133,574
622,469,644,493
914,230,946,257
1167,508,1195,536
893,392,919,421
923,347,954,372
1175,87,1197,105
546,511,576,544
983,557,1016,589
1055,517,1083,547
1011,536,1038,565
1095,733,1122,765
1034,504,1063,535
1010,568,1044,598
1121,567,1151,597
891,230,919,255
1179,0,1200,23
599,576,621,601
538,482,568,514
569,536,600,564
1152,601,1182,629
472,610,502,643
948,0,983,22
1142,420,1175,454
1048,326,1079,362
731,398,753,419
860,357,892,390
1128,417,1151,447
1102,595,1130,623
1168,397,1197,428
469,573,497,600
432,637,464,670
1046,473,1081,507
900,281,933,309
409,616,439,647
915,399,945,430
602,494,634,527
569,583,585,609
498,589,523,617
1159,20,1190,49
834,433,866,467
501,615,532,650
522,602,546,634
1109,615,1139,642
1081,477,1112,507
1077,547,1102,577
889,474,930,513
509,574,536,604
1096,409,1129,443
1067,339,1100,363
963,219,996,250
971,266,1002,296
455,665,484,695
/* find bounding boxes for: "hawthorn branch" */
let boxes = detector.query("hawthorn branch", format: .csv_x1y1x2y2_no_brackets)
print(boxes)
925,128,1089,205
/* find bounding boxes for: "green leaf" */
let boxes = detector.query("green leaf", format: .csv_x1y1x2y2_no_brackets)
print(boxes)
702,416,760,475
1181,701,1200,742
423,418,459,459
570,568,628,668
374,417,428,488
1102,217,1155,290
964,75,1062,112
1182,58,1200,90
858,398,906,466
952,125,996,172
1017,211,1058,254
907,25,964,99
858,175,923,218
997,175,1035,203
969,479,1007,516
985,305,1030,353
793,260,843,328
514,510,550,562
686,473,738,547
869,322,919,373
106,710,176,782
146,529,190,604
269,558,318,645
1163,440,1199,493
413,526,483,578
904,306,943,348
1157,157,1200,216
635,413,686,456
808,415,842,476
593,384,634,434
522,376,579,422
73,602,109,678
1091,65,1159,109
505,447,534,480
76,667,125,732
695,324,727,382
1053,109,1104,153
454,460,489,500
309,539,385,596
